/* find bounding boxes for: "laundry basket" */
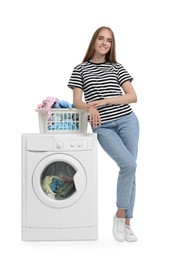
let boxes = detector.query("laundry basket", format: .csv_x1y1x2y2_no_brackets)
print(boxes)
35,108,88,133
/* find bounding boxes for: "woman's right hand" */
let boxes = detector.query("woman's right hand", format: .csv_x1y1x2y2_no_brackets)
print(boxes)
88,107,101,128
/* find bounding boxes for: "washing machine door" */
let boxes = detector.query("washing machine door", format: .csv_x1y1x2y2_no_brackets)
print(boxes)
32,153,87,208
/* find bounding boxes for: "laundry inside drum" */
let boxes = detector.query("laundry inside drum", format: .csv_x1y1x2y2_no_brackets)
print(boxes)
41,161,76,200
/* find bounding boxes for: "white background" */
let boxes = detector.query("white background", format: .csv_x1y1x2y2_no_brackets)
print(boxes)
1,0,173,259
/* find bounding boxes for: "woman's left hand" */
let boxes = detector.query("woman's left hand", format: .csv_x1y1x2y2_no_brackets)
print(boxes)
88,107,101,127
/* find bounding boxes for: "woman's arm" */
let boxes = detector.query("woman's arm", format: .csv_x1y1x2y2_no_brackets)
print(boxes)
88,81,137,108
73,87,88,110
73,87,101,127
108,81,137,104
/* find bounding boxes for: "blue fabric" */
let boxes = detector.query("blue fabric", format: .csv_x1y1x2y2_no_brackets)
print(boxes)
48,122,78,131
50,178,64,192
54,100,73,109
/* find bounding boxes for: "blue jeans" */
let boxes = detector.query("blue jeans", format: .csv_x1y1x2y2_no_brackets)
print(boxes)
92,112,139,218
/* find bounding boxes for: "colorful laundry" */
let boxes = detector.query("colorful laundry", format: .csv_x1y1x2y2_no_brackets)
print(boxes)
42,176,56,196
42,175,76,200
54,100,73,109
37,96,58,119
55,182,76,200
50,177,64,192
47,121,79,131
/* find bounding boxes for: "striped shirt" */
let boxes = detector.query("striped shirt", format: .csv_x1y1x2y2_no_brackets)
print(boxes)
68,61,133,124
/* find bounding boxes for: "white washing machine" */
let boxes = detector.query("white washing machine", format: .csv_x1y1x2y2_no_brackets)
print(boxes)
21,133,98,241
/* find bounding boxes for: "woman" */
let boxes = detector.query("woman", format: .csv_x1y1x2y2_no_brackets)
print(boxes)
68,26,139,242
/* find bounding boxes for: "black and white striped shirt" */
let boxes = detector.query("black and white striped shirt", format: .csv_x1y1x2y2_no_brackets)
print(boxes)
68,61,133,124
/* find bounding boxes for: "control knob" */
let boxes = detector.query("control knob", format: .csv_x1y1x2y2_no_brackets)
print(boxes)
56,141,64,149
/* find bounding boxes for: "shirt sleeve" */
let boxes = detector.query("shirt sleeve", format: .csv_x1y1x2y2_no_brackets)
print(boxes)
68,66,83,90
118,64,133,86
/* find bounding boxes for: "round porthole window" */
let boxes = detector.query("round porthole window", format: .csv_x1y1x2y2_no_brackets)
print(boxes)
32,153,87,208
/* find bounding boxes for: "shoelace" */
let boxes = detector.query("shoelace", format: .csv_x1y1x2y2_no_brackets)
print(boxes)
115,218,125,233
125,225,135,235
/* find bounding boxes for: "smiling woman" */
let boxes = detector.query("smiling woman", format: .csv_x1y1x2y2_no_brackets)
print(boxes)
68,26,139,243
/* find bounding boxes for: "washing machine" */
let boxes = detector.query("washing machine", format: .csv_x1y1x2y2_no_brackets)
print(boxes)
21,133,98,241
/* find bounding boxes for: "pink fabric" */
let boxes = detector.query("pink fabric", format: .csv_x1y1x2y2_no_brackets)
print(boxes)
37,96,58,118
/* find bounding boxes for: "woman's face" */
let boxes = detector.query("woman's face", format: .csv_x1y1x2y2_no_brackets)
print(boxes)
94,29,112,57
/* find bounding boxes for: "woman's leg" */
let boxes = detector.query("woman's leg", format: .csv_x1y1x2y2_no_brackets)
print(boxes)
93,112,139,218
94,132,137,211
116,112,139,220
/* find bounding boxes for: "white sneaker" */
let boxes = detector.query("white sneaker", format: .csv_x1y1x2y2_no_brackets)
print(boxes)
125,225,138,242
113,216,125,242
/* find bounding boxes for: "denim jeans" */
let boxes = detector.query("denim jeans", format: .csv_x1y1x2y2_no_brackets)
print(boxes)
92,112,139,218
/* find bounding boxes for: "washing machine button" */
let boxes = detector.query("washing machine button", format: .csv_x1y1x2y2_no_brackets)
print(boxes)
70,142,75,148
78,140,83,147
56,141,64,149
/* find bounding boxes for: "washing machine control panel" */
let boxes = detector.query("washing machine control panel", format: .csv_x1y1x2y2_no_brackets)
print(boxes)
55,137,88,150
